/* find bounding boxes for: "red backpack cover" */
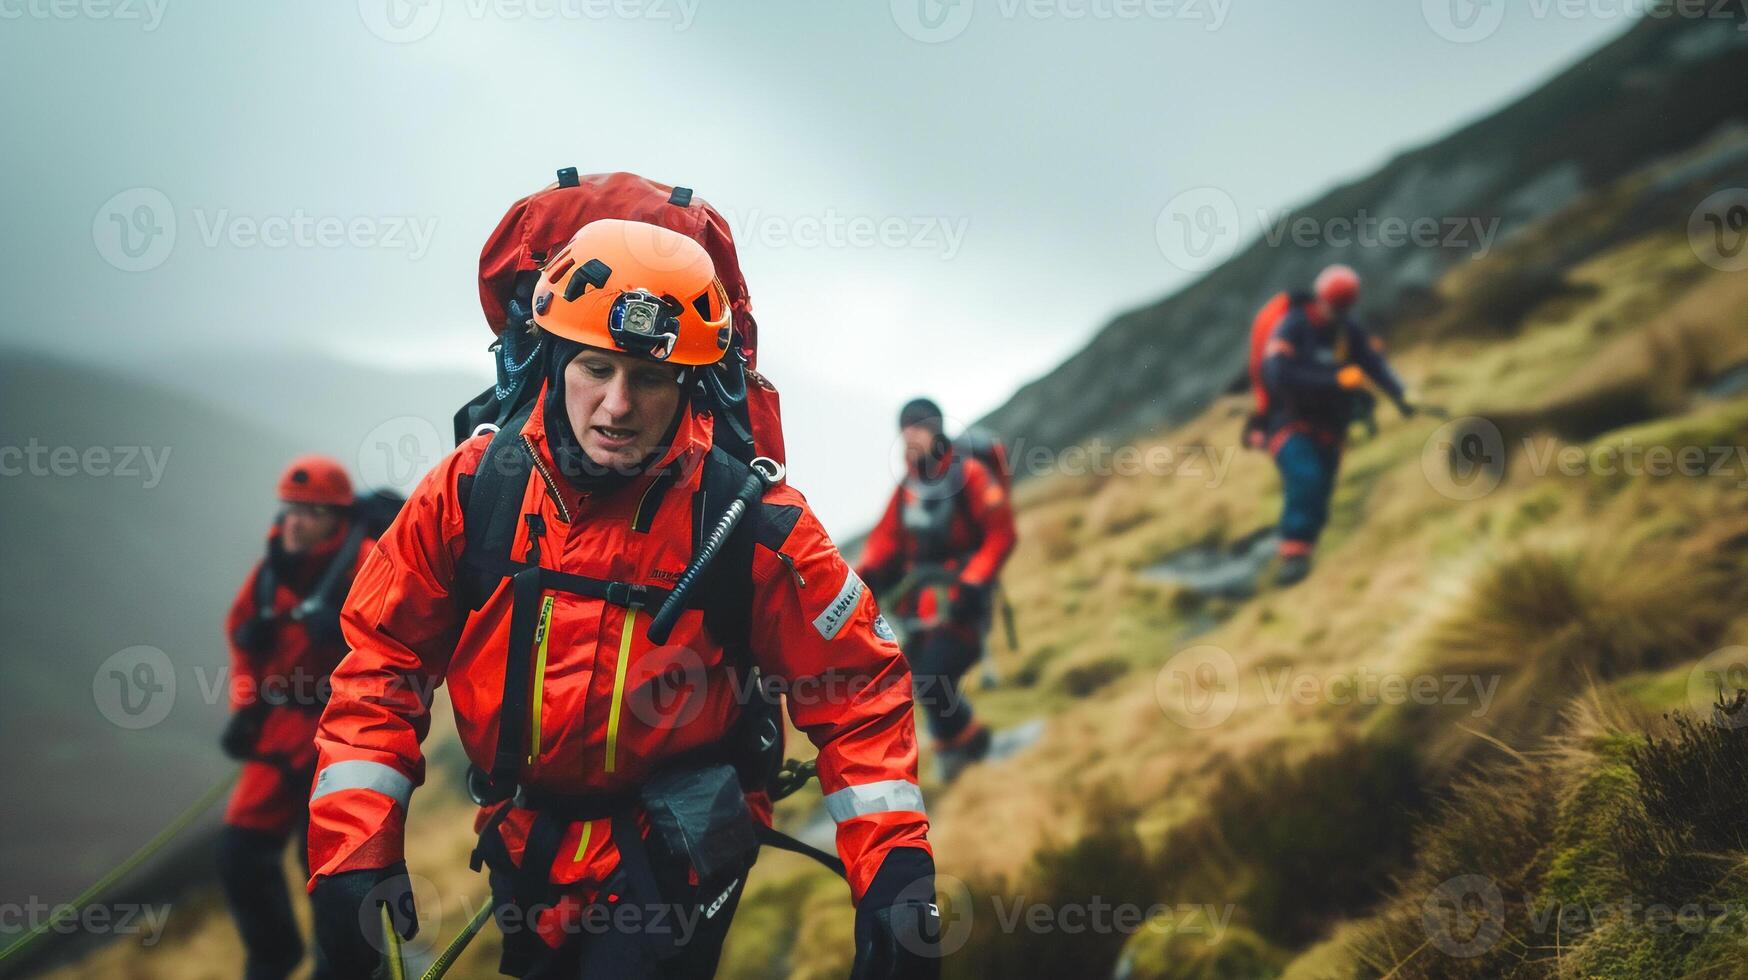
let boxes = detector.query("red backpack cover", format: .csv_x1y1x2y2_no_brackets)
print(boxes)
475,169,784,462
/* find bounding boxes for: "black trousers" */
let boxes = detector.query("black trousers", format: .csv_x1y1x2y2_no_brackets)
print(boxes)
217,823,309,980
488,867,745,979
910,627,983,742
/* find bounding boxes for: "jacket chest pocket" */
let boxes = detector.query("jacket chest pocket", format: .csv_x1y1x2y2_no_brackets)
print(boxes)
525,591,605,771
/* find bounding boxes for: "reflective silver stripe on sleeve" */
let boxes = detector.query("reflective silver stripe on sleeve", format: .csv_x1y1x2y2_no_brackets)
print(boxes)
309,760,414,809
822,779,926,823
811,569,865,641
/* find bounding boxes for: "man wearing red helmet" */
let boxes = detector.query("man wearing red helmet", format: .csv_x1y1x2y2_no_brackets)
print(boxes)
219,455,374,980
307,220,937,979
1259,265,1413,585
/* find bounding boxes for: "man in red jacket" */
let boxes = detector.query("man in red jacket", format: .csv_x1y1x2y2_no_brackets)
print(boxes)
219,455,373,980
307,220,937,979
858,398,1017,781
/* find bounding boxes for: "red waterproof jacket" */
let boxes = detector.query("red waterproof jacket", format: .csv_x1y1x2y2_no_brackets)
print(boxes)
307,391,928,903
858,450,1017,628
225,525,373,768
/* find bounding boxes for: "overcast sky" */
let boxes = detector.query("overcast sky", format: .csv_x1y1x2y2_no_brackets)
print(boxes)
0,1,1629,531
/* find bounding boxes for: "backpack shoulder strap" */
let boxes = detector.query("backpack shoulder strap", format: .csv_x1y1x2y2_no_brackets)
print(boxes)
697,446,757,659
458,399,538,609
251,550,277,620
295,521,369,619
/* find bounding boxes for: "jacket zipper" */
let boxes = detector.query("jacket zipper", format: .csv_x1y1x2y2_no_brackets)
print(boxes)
528,595,555,765
778,552,806,588
523,435,574,524
603,605,638,774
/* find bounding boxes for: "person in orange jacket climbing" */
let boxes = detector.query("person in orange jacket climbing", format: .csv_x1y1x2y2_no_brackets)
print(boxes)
858,398,1017,782
219,455,374,980
306,220,938,979
1255,265,1414,586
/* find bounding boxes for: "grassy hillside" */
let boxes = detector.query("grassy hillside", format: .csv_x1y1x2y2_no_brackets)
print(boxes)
715,129,1748,979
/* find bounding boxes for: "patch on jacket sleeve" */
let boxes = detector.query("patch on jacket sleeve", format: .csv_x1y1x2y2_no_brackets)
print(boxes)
872,614,896,643
812,567,865,641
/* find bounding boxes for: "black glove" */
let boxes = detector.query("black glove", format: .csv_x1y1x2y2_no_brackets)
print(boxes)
220,703,269,760
311,863,417,980
949,580,990,626
851,848,941,980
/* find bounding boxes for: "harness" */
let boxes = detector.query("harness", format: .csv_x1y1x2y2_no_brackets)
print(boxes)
451,401,842,965
897,454,988,565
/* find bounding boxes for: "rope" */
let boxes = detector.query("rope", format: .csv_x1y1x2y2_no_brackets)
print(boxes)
0,771,239,967
418,897,495,980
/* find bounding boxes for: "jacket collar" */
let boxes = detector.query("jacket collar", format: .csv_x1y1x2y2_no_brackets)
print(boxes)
518,380,713,520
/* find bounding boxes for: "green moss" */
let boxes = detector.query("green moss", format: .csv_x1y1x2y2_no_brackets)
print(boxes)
1538,741,1638,911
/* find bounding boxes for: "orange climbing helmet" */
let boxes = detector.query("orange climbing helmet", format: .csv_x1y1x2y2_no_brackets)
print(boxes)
530,218,733,366
277,455,353,507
